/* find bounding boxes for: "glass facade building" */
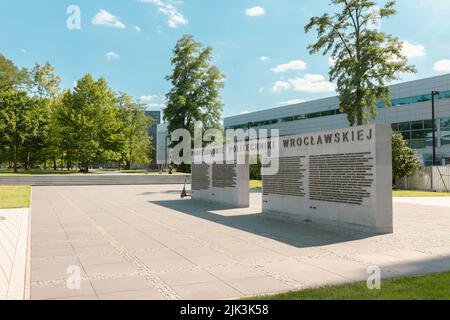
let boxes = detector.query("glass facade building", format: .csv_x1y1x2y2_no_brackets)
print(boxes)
224,74,450,165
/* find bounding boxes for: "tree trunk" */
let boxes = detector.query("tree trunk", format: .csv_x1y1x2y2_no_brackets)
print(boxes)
53,156,57,171
9,147,13,168
357,110,364,126
25,151,30,170
14,141,19,173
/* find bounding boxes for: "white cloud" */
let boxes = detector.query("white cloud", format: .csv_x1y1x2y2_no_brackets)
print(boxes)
260,56,270,62
272,74,336,93
434,60,450,73
271,60,307,73
276,98,306,106
271,81,292,92
140,0,188,28
20,49,27,53
139,95,166,109
289,74,336,93
92,10,126,29
105,52,120,61
139,95,158,103
402,41,426,59
246,6,266,17
135,26,141,32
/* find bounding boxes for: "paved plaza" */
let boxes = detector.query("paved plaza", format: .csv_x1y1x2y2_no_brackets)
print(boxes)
28,185,450,300
0,208,30,300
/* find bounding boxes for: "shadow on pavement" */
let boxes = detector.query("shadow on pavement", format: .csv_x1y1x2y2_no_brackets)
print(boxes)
151,198,375,248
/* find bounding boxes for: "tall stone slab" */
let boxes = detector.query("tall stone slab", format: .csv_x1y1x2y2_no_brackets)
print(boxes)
262,124,393,234
191,147,249,208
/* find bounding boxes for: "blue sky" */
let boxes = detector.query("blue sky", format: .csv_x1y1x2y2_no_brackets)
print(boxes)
1,0,450,118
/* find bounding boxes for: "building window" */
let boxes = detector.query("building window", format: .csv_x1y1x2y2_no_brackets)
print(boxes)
377,90,450,109
411,121,424,130
398,122,410,131
392,119,444,150
411,130,432,139
441,117,450,146
441,117,450,129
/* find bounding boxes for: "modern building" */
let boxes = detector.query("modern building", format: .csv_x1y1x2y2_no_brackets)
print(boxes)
145,110,161,165
224,74,450,166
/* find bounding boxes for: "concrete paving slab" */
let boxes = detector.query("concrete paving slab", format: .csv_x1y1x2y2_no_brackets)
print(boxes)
227,276,295,296
172,281,243,300
90,275,154,294
158,269,219,286
31,280,96,300
98,288,165,300
207,264,267,281
0,208,30,300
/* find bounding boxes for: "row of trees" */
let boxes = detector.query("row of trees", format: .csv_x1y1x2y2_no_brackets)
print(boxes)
0,54,153,172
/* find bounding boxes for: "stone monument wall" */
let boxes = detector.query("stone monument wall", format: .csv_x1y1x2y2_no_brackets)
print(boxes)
262,124,393,234
191,148,249,208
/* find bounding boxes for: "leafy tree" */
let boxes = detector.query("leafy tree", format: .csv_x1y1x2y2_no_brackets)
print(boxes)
305,0,416,126
26,62,62,169
0,90,33,172
0,53,30,167
164,35,225,139
30,62,61,99
117,93,153,170
20,99,51,169
0,53,29,92
392,131,420,182
57,74,125,172
250,156,262,180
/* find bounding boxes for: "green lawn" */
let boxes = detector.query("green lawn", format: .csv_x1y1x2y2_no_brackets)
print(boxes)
0,168,83,176
393,190,450,197
0,185,31,209
250,180,262,190
248,271,450,300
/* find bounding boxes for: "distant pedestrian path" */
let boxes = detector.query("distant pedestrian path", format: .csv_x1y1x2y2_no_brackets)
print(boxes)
394,197,450,208
0,174,189,186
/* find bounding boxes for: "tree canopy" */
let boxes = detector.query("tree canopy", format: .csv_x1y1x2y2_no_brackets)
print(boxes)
305,0,416,126
164,35,225,138
0,53,29,92
117,93,153,170
392,131,420,181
